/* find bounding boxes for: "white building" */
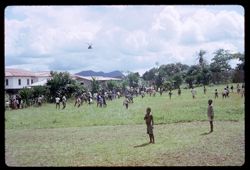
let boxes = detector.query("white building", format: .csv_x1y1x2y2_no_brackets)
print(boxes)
5,68,122,93
34,71,51,82
5,68,51,93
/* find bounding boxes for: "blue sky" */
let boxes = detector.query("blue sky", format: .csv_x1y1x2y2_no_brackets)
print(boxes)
5,5,244,75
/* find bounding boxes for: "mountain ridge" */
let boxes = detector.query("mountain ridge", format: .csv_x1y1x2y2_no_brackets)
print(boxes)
75,70,124,78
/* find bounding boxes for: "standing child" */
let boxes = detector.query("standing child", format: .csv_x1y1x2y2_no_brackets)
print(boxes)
102,95,107,107
215,89,218,98
178,87,181,96
141,91,145,98
169,90,172,100
55,96,60,109
204,86,207,94
237,84,240,94
222,88,228,98
231,85,234,93
241,86,245,98
207,99,214,133
37,96,42,107
62,95,67,109
144,107,155,144
160,88,163,96
191,87,196,99
123,96,129,109
76,97,81,108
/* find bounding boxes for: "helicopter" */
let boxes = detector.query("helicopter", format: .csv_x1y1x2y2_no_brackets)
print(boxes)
86,43,93,49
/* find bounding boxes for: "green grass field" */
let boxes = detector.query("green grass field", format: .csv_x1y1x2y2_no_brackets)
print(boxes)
5,84,245,166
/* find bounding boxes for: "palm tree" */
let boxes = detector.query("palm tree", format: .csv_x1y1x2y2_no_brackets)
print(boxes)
196,49,207,68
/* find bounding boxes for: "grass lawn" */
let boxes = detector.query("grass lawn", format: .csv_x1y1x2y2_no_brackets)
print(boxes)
5,84,245,166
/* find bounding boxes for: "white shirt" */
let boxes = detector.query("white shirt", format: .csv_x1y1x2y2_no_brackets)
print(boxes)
55,97,60,103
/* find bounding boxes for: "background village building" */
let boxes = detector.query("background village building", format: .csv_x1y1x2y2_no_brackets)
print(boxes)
30,71,52,87
71,75,122,91
33,71,52,83
5,68,122,94
5,68,36,94
5,68,52,94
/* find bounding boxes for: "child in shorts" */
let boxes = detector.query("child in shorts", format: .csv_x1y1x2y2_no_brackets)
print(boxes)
207,99,214,133
144,107,155,143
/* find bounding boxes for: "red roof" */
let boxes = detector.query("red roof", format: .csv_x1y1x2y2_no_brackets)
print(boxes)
5,68,36,77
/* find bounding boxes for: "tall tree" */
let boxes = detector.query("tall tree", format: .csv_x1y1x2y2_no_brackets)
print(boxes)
127,72,140,88
185,65,201,88
172,73,183,88
47,71,82,100
210,49,232,84
18,87,33,106
107,80,118,91
197,49,207,68
195,49,211,85
231,52,244,82
142,68,157,81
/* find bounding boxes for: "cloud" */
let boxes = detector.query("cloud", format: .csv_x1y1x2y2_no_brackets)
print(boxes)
5,5,244,75
152,6,181,41
178,8,244,45
179,18,205,44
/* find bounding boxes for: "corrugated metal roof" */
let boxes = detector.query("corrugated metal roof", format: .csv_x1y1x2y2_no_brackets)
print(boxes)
5,68,36,77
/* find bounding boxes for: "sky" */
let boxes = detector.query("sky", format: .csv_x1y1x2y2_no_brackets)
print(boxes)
5,5,244,75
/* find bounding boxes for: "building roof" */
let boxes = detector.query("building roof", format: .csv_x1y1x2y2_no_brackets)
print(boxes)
73,75,121,81
5,68,36,77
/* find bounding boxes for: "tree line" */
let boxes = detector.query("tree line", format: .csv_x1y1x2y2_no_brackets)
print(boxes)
85,48,244,93
13,48,244,107
138,48,244,90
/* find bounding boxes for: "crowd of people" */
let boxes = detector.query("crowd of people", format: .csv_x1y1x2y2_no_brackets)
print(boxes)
5,94,46,110
5,83,245,113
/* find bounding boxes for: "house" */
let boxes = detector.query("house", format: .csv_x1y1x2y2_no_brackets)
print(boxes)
30,71,52,87
72,75,122,90
5,68,35,94
5,68,122,94
5,68,52,94
33,71,51,82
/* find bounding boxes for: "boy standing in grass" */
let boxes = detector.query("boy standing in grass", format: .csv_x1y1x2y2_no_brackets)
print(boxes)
55,96,60,109
204,86,207,94
215,89,218,98
144,107,155,143
123,96,129,109
141,91,145,98
169,90,172,100
207,99,214,133
178,87,181,96
191,87,196,99
62,95,67,109
76,96,81,108
37,96,42,107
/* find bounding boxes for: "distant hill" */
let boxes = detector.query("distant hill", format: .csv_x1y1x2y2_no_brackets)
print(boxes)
75,70,124,78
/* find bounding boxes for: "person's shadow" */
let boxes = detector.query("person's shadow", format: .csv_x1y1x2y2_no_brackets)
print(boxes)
200,131,213,135
134,142,151,148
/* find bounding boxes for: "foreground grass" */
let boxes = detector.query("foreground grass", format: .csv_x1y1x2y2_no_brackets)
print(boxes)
5,84,244,129
5,121,244,166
